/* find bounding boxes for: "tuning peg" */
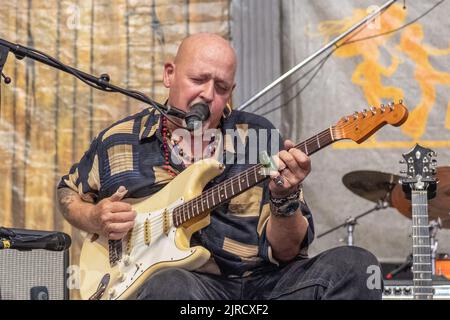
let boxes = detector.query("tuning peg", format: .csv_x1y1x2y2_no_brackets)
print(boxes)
362,109,368,118
353,112,359,120
389,102,395,110
400,170,407,174
399,99,403,104
380,104,385,113
399,159,406,164
431,159,438,167
370,107,377,115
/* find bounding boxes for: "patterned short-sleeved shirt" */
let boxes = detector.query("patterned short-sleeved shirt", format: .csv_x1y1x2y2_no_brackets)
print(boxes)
59,107,314,277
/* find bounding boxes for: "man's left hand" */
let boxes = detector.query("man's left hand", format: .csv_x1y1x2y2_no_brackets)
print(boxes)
269,140,311,198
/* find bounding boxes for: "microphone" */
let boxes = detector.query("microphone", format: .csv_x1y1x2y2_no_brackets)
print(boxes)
0,232,71,251
184,102,210,131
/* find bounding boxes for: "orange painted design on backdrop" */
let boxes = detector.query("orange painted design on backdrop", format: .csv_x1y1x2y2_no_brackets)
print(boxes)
397,23,450,139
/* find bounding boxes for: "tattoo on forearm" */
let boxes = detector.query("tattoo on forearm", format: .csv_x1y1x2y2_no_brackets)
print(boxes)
57,188,77,218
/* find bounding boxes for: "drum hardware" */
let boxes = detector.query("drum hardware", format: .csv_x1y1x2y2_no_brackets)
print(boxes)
391,166,450,228
317,199,389,245
318,170,397,245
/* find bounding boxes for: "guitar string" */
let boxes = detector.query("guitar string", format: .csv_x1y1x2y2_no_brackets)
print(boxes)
171,104,403,218
122,107,402,239
127,125,340,235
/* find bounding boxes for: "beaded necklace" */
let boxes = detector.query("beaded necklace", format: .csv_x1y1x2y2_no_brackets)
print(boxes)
161,116,217,175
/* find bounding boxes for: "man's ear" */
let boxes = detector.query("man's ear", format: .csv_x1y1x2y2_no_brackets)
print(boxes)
163,62,175,88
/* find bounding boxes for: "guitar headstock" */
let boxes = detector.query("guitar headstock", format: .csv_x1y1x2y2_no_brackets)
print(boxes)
400,143,437,193
334,101,408,143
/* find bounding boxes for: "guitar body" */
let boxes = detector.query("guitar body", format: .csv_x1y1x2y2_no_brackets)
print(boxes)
79,158,224,300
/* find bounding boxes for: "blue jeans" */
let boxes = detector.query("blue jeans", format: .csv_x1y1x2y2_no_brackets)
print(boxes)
136,246,382,300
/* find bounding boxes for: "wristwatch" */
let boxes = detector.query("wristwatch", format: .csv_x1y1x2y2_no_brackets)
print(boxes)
270,198,300,217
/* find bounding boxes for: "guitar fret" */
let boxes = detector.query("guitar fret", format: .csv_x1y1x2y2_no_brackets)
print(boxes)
231,177,235,195
245,170,250,188
193,201,199,216
211,192,216,207
223,184,228,199
175,211,179,226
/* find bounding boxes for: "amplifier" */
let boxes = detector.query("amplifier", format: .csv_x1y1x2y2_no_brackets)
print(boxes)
0,228,70,300
383,280,450,300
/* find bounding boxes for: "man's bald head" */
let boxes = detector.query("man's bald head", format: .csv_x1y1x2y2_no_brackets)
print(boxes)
173,33,237,77
163,33,237,131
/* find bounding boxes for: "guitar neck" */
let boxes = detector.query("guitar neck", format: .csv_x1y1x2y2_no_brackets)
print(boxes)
411,190,433,300
172,127,336,226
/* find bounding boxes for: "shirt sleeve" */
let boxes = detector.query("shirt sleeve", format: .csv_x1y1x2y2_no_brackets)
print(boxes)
57,137,101,203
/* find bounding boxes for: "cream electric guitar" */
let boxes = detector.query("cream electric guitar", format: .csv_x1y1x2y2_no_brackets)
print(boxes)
80,102,408,300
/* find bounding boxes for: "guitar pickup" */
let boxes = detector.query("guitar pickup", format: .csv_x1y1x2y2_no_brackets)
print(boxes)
144,218,151,245
163,210,171,236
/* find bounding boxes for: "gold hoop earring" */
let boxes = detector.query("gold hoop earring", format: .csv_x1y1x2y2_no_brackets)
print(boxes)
223,103,232,119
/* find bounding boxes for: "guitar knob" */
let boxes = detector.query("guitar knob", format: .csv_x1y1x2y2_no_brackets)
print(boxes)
122,255,132,266
109,288,116,299
118,272,127,282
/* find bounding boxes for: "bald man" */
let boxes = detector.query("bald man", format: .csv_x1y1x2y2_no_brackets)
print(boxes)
57,33,381,300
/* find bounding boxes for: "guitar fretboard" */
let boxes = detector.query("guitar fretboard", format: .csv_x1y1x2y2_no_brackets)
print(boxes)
411,191,433,300
172,127,336,227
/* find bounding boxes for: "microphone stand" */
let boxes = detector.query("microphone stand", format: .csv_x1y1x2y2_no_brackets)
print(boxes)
317,199,389,246
237,0,398,111
0,38,186,119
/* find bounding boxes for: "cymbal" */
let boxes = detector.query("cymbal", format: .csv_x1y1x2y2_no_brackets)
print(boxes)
342,170,400,205
391,166,450,228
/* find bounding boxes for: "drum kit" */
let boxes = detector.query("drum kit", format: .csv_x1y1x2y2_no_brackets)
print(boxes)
317,167,450,280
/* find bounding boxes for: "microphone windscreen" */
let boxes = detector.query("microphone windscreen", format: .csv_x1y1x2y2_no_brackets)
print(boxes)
185,103,210,131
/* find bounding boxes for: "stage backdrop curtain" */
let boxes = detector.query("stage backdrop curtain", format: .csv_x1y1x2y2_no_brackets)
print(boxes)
0,0,230,299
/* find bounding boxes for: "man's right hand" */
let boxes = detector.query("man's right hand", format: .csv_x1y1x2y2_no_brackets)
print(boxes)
90,186,137,240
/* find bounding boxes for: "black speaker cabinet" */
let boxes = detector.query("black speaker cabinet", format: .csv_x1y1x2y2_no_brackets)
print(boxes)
0,229,70,300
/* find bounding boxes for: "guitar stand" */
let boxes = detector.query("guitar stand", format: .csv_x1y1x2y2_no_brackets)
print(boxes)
317,199,389,246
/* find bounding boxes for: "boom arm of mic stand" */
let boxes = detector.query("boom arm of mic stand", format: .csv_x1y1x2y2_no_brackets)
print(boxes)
0,38,186,118
317,200,387,239
237,0,398,111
